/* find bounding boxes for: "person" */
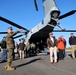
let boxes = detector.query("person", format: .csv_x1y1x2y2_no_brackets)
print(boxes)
25,42,31,57
63,37,66,58
0,42,2,52
30,43,36,56
5,27,23,70
58,36,66,60
1,37,7,62
0,42,2,62
47,32,58,64
69,33,76,59
19,39,25,59
14,42,19,58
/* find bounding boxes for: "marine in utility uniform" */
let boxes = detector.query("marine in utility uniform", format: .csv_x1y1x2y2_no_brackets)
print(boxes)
5,27,23,70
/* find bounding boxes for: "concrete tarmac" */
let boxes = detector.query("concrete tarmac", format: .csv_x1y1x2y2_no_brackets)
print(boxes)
0,54,76,75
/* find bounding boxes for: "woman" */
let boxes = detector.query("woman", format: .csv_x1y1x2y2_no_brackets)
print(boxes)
58,36,66,60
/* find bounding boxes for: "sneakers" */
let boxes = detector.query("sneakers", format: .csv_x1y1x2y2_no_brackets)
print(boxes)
22,58,24,59
20,58,25,60
50,62,58,64
55,62,58,64
50,62,53,64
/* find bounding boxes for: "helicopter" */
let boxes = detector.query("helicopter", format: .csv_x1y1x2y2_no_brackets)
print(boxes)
0,0,76,44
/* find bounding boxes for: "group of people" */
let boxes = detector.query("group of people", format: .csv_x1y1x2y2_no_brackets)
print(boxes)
0,27,23,70
0,26,76,71
14,39,36,60
47,32,76,64
0,27,37,71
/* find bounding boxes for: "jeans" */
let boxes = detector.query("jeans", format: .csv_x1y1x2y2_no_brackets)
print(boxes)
44,48,48,55
1,48,7,61
64,48,66,57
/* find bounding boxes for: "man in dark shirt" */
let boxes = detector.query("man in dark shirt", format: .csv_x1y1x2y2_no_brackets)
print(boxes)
1,37,7,62
69,33,76,58
19,39,25,59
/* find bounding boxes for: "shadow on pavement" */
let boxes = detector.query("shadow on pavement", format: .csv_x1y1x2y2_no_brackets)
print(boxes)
14,57,41,68
67,51,76,58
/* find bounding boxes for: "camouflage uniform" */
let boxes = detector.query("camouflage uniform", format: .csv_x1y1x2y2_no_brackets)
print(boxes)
6,31,19,66
25,43,31,57
30,43,36,56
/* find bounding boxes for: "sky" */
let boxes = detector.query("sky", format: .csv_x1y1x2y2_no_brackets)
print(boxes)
0,0,76,47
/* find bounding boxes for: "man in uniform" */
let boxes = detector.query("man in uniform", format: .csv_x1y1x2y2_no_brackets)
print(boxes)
5,27,23,70
25,42,31,57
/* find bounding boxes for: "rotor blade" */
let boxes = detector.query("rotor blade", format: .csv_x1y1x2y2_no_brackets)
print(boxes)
40,30,76,32
0,16,29,32
59,10,76,19
53,30,76,32
34,0,38,11
0,32,7,34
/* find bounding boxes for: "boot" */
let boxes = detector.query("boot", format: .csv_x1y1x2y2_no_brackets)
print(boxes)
5,64,9,69
6,65,15,71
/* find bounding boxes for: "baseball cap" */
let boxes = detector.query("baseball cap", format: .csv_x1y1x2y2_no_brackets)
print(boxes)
70,33,74,35
8,27,13,30
49,32,53,35
3,36,6,38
